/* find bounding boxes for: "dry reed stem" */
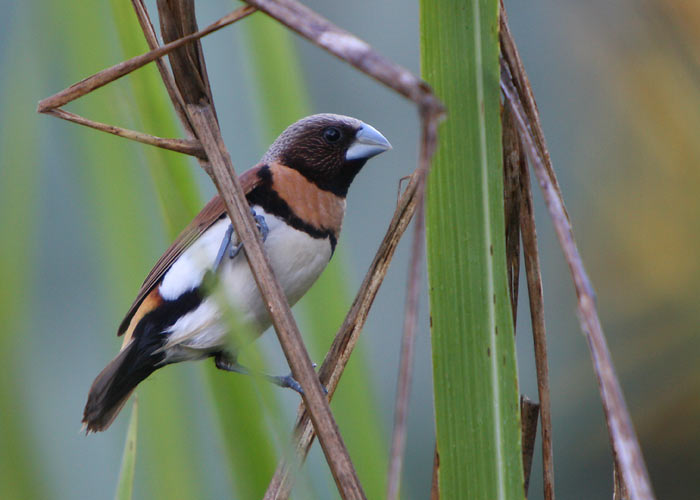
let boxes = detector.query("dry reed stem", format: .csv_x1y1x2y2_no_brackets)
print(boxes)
499,1,569,223
520,396,540,496
264,120,440,500
386,118,437,500
128,0,215,177
45,108,205,158
130,0,196,140
500,56,655,500
614,458,630,500
502,105,522,327
504,102,551,497
36,5,256,114
385,201,424,500
242,0,442,113
264,168,422,500
154,1,365,497
239,1,444,498
516,119,556,500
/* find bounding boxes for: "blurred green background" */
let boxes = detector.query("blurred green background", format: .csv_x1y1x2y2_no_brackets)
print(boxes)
0,0,698,498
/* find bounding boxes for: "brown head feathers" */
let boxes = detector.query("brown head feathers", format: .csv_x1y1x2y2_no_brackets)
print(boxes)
262,114,391,197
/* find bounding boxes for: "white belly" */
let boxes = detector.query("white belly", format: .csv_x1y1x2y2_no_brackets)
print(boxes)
159,207,332,361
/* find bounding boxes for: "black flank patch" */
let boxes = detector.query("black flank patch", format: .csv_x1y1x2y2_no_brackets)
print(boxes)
131,286,206,362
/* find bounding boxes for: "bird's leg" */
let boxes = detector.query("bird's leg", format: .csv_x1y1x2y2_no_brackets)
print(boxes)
213,224,235,271
213,352,326,396
213,208,269,271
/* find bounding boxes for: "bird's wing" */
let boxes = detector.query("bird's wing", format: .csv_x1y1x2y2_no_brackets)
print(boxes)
117,165,265,336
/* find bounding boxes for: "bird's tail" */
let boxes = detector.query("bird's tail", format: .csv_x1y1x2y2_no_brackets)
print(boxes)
82,336,161,433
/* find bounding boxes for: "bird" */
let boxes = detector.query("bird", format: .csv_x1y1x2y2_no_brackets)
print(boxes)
82,113,392,433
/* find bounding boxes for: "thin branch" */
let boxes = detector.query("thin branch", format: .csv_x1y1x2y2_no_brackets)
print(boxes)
503,99,554,500
516,116,555,500
155,1,365,497
237,2,444,498
520,396,540,496
243,0,443,114
614,457,630,500
129,0,213,177
264,168,422,500
36,5,256,113
45,108,205,158
499,1,569,223
386,123,433,500
502,104,522,328
263,113,441,500
385,205,424,500
500,57,655,500
130,0,195,138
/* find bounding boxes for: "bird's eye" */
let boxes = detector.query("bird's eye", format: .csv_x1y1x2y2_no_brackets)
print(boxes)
323,127,341,143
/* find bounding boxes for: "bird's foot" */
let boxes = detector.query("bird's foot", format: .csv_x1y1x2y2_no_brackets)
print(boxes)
268,372,328,396
252,208,269,242
213,208,269,271
269,372,304,395
214,353,327,396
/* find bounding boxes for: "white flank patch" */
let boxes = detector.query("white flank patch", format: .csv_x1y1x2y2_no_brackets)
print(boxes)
159,218,230,300
161,207,332,361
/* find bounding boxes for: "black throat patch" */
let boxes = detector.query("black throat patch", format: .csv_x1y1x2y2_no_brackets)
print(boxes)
246,166,338,253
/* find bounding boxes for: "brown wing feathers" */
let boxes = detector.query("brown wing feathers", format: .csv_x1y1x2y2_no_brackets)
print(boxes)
116,162,345,338
117,166,264,336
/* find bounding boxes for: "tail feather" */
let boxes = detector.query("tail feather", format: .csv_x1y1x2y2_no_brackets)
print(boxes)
83,337,162,433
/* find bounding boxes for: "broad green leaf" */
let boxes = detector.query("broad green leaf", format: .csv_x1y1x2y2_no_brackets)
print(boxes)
421,0,525,498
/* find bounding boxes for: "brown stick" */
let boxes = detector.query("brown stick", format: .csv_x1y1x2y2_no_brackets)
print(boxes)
263,113,440,499
502,105,522,328
385,202,424,500
264,170,421,500
499,1,569,223
500,59,655,500
153,1,365,497
36,5,256,113
515,111,556,499
520,396,540,496
130,0,195,138
386,125,434,500
191,108,366,498
238,1,444,497
242,0,443,113
45,108,205,158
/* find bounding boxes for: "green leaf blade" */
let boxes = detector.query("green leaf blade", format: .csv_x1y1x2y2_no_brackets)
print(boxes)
115,399,139,500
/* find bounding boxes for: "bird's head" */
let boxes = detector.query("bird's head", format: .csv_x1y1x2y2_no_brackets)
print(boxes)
262,113,392,197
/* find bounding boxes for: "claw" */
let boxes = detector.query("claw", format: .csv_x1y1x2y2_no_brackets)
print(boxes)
213,210,268,271
270,372,328,396
251,207,269,242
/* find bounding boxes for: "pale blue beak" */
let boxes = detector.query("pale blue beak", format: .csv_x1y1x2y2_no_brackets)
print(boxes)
345,122,392,161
